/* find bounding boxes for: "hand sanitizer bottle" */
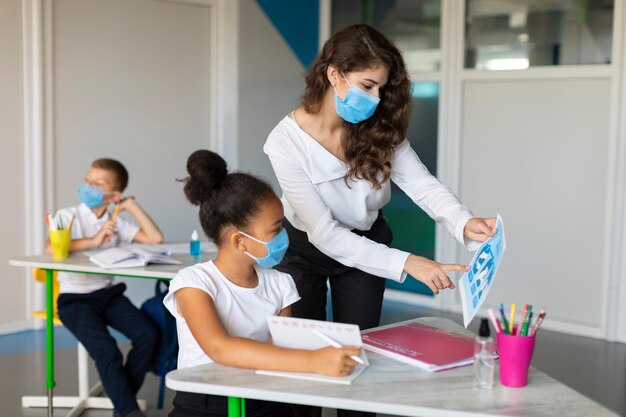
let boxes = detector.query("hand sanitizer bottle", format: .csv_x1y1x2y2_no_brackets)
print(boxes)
474,318,495,389
190,230,201,256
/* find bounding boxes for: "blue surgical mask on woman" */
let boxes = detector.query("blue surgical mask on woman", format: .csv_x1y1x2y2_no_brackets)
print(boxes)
333,71,380,124
77,184,105,209
239,228,289,268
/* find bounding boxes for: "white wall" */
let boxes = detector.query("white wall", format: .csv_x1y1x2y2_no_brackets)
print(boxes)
237,0,304,189
50,0,216,305
52,0,211,240
0,0,28,334
457,79,611,336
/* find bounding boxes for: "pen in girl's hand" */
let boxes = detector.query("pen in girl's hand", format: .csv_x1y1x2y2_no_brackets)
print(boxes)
312,329,365,365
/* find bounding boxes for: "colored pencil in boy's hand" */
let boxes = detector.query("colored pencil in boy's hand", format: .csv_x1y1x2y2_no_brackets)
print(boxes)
112,203,120,223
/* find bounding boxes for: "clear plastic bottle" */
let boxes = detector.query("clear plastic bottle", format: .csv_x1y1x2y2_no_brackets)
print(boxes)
474,318,495,389
189,230,201,256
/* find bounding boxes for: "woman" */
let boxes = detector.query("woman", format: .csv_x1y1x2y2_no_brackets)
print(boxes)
264,24,496,417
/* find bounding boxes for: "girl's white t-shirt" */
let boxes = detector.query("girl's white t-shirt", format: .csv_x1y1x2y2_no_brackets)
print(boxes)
163,260,300,369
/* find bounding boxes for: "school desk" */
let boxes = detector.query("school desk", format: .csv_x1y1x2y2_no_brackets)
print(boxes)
9,251,216,417
166,317,618,417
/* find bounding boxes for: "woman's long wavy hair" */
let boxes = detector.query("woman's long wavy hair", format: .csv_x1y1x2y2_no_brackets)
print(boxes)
302,24,411,189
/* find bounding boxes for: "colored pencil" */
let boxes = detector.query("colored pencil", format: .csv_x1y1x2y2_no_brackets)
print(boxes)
509,303,516,334
112,203,120,222
499,303,510,335
523,311,533,336
517,304,529,335
531,309,546,336
488,308,501,333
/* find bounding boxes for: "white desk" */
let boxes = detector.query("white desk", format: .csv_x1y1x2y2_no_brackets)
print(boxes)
10,251,216,417
166,317,618,417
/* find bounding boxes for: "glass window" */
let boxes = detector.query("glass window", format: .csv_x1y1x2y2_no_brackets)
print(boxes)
383,82,440,296
332,0,442,72
465,0,614,70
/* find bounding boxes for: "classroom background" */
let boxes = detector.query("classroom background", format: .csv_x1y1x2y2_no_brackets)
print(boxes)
1,0,626,416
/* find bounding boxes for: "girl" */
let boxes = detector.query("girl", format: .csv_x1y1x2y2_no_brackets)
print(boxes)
164,150,360,417
264,24,497,417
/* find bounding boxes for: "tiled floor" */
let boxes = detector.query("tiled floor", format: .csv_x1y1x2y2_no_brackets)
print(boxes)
1,301,624,416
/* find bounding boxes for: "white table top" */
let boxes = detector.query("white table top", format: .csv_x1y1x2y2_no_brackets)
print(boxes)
166,317,617,417
9,251,217,279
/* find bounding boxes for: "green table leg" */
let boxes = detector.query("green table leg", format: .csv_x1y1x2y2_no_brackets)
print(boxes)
228,396,245,417
45,269,55,417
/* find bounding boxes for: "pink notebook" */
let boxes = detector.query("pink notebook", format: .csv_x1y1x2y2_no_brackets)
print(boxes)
361,322,475,372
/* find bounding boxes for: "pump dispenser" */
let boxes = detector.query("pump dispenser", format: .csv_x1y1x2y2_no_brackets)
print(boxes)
474,318,495,389
190,230,201,256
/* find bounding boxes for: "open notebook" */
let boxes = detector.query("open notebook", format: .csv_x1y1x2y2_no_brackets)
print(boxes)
255,317,369,384
89,247,181,269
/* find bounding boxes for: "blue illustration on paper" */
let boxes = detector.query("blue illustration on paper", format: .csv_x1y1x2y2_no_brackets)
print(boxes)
459,215,506,327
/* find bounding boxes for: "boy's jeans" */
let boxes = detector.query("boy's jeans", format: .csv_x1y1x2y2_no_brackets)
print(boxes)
58,283,158,417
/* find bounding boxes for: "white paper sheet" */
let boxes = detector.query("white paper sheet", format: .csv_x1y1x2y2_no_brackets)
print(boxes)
255,316,369,384
458,215,506,327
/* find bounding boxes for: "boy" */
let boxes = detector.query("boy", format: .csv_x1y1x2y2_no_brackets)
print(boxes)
46,158,163,417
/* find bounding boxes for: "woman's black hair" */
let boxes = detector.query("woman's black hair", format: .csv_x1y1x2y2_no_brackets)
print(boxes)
181,150,277,244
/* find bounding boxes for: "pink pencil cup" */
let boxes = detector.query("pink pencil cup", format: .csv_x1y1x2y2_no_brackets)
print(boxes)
497,332,536,387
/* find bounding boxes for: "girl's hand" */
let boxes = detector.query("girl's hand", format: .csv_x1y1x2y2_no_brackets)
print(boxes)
310,346,361,376
90,220,117,247
404,254,468,295
464,217,497,242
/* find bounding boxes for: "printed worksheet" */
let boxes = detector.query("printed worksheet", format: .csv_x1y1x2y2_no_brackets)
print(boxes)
256,316,369,384
459,215,506,327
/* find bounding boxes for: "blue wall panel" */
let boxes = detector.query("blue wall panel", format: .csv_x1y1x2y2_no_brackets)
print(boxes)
257,0,319,68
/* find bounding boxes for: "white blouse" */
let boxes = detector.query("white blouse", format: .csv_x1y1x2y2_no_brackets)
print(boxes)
264,115,477,283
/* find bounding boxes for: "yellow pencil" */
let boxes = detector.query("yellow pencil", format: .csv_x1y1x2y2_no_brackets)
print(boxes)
509,303,516,334
112,203,120,223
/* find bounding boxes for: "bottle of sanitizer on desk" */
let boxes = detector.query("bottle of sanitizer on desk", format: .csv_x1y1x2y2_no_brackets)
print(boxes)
190,230,201,256
474,318,495,389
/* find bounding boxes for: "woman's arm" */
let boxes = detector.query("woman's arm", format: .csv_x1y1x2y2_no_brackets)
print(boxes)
390,140,483,247
391,140,496,245
176,288,359,376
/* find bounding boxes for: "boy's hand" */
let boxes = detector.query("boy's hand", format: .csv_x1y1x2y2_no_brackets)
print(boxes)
90,220,117,247
118,196,137,212
310,346,361,376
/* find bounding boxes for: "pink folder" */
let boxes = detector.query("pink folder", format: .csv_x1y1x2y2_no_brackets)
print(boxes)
361,322,475,372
